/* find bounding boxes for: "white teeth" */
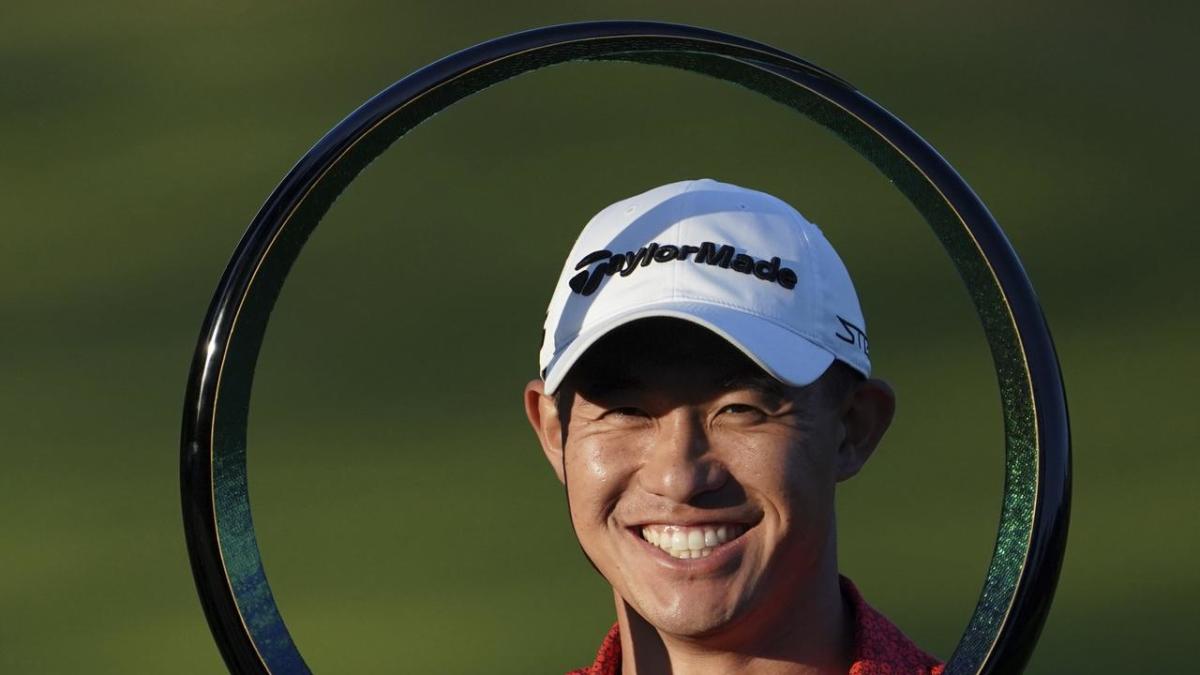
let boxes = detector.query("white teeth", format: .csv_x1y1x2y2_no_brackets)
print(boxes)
639,523,746,558
671,530,687,551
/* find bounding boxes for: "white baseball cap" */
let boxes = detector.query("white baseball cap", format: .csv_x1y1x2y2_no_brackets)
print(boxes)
538,179,870,394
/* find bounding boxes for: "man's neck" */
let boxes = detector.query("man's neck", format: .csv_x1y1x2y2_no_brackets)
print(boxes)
614,566,853,675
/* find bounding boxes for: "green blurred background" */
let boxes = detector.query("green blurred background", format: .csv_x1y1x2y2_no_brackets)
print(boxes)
3,2,1195,673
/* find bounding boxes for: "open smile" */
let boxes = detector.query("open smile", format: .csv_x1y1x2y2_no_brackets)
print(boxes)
635,523,749,559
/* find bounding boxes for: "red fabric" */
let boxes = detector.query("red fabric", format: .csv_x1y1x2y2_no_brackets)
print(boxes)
568,577,943,675
569,622,622,675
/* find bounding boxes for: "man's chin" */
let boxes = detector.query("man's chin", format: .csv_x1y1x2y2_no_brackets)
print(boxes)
623,592,744,641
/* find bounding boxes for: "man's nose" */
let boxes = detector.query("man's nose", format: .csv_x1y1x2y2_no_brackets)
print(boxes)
637,410,728,503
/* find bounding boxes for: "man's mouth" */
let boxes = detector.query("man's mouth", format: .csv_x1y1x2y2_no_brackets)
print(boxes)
637,524,748,559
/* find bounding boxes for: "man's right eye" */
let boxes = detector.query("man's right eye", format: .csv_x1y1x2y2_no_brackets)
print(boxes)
604,406,646,419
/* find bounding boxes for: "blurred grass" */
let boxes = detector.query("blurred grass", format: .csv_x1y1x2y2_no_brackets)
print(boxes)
1,1,1196,673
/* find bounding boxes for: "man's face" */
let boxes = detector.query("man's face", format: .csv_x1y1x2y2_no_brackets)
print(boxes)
537,320,858,640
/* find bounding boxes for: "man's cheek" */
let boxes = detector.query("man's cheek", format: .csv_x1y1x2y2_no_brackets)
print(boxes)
566,468,617,532
566,494,607,561
779,442,838,488
572,439,625,484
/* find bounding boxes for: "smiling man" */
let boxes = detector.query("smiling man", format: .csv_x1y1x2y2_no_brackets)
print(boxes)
524,179,943,675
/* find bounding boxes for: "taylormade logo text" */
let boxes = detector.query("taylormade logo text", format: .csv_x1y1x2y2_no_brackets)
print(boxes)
568,241,798,296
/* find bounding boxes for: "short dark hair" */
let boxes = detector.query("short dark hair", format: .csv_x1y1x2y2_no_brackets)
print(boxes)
813,359,865,410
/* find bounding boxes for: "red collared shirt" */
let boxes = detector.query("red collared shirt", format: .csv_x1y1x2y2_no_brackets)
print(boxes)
568,577,944,675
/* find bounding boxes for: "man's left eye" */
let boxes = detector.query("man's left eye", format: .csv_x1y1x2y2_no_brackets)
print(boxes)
719,404,759,415
605,406,647,419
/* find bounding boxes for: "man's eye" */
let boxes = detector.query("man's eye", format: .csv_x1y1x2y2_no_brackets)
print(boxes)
604,406,646,419
719,403,760,416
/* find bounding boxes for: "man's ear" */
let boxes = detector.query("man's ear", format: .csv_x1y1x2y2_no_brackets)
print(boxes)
834,378,896,482
524,379,566,484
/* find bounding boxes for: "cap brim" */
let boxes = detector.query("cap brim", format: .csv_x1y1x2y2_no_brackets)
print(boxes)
542,300,835,394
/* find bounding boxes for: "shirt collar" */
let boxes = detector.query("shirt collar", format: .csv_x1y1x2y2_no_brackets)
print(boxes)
570,576,943,675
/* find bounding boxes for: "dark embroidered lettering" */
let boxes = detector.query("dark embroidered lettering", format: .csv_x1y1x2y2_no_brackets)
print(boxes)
574,249,612,270
696,241,735,268
754,256,781,282
835,315,869,355
622,247,652,276
580,266,606,295
568,270,589,293
570,267,607,296
619,251,637,274
654,245,680,262
731,253,754,274
605,253,625,276
641,243,659,266
778,267,798,290
566,241,799,295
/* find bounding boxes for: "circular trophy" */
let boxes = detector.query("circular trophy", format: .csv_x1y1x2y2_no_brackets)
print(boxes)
181,21,1070,675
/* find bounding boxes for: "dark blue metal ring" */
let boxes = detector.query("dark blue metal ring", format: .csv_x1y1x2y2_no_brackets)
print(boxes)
181,20,1070,674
